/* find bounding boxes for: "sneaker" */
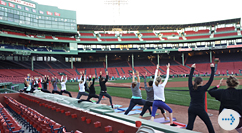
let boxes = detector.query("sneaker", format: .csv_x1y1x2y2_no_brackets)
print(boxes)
77,100,82,103
170,123,177,126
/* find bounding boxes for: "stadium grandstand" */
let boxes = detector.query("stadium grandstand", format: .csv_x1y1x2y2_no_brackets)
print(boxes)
0,0,242,132
1,17,242,83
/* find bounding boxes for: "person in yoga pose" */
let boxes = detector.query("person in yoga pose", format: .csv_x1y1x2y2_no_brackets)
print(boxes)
96,71,113,108
124,71,151,115
51,77,61,94
186,63,215,133
76,73,89,99
139,71,167,120
60,75,72,97
41,78,51,93
150,63,177,126
209,76,242,133
78,74,99,103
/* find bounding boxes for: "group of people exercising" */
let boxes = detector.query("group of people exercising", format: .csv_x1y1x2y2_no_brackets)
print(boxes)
22,64,242,132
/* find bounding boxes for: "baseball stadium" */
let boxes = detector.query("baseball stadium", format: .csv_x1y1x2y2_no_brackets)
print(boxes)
0,0,242,133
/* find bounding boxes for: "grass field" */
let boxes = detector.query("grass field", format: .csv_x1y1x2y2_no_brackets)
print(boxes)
57,77,230,110
109,76,242,83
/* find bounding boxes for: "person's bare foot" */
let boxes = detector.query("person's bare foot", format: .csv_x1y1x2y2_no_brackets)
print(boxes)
139,115,142,118
165,117,169,121
150,117,154,121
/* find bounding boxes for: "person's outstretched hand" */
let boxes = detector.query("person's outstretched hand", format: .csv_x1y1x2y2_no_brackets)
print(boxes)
136,71,139,75
210,63,214,67
167,63,170,68
218,78,223,86
191,63,196,68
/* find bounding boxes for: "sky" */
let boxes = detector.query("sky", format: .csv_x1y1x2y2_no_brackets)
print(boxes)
32,0,242,25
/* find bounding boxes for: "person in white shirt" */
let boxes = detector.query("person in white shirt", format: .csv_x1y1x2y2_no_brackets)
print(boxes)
150,63,177,126
60,75,72,97
76,73,89,99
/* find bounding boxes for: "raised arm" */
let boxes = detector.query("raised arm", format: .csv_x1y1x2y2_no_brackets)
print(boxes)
208,78,223,101
136,71,140,83
92,75,96,85
144,72,147,88
64,75,67,83
104,71,108,83
61,76,63,81
153,64,159,85
189,64,195,89
80,75,86,85
132,71,135,82
203,63,215,89
161,63,170,86
83,74,86,83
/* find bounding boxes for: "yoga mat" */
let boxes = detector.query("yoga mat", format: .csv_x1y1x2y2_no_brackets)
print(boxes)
118,106,142,111
119,110,142,115
164,122,186,128
114,109,123,113
131,113,159,118
91,100,96,103
154,117,177,123
109,104,123,108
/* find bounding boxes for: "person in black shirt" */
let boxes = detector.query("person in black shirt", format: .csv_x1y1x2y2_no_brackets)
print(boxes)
78,75,99,103
186,63,215,133
209,76,242,132
41,78,51,93
86,75,99,101
96,71,113,108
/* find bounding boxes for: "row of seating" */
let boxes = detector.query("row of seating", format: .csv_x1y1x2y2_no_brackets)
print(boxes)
0,102,23,133
4,96,82,133
2,30,77,41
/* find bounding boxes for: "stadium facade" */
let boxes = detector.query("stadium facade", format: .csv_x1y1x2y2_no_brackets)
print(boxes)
0,0,241,82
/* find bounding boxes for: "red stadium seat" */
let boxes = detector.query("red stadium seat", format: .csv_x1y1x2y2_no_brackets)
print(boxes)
214,32,238,38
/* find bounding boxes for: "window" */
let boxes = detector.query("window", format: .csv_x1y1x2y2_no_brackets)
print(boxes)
65,23,70,26
7,13,14,18
33,19,37,23
52,21,57,25
38,20,45,23
0,11,4,16
14,19,19,23
45,20,51,24
58,22,64,25
14,14,19,19
25,17,30,21
20,16,24,20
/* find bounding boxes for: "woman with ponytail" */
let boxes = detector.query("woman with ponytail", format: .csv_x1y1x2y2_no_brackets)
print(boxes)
186,63,215,133
124,71,151,115
150,63,177,126
209,76,242,133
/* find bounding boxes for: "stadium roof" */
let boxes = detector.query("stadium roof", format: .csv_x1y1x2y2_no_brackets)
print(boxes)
78,18,240,31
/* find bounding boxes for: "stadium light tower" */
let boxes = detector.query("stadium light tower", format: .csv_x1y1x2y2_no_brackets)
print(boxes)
104,0,128,24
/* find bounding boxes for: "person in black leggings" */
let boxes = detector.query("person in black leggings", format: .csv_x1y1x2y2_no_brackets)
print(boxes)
139,72,167,120
96,71,113,108
209,76,242,133
124,71,151,115
78,75,99,103
186,63,215,133
87,75,99,101
41,78,51,93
